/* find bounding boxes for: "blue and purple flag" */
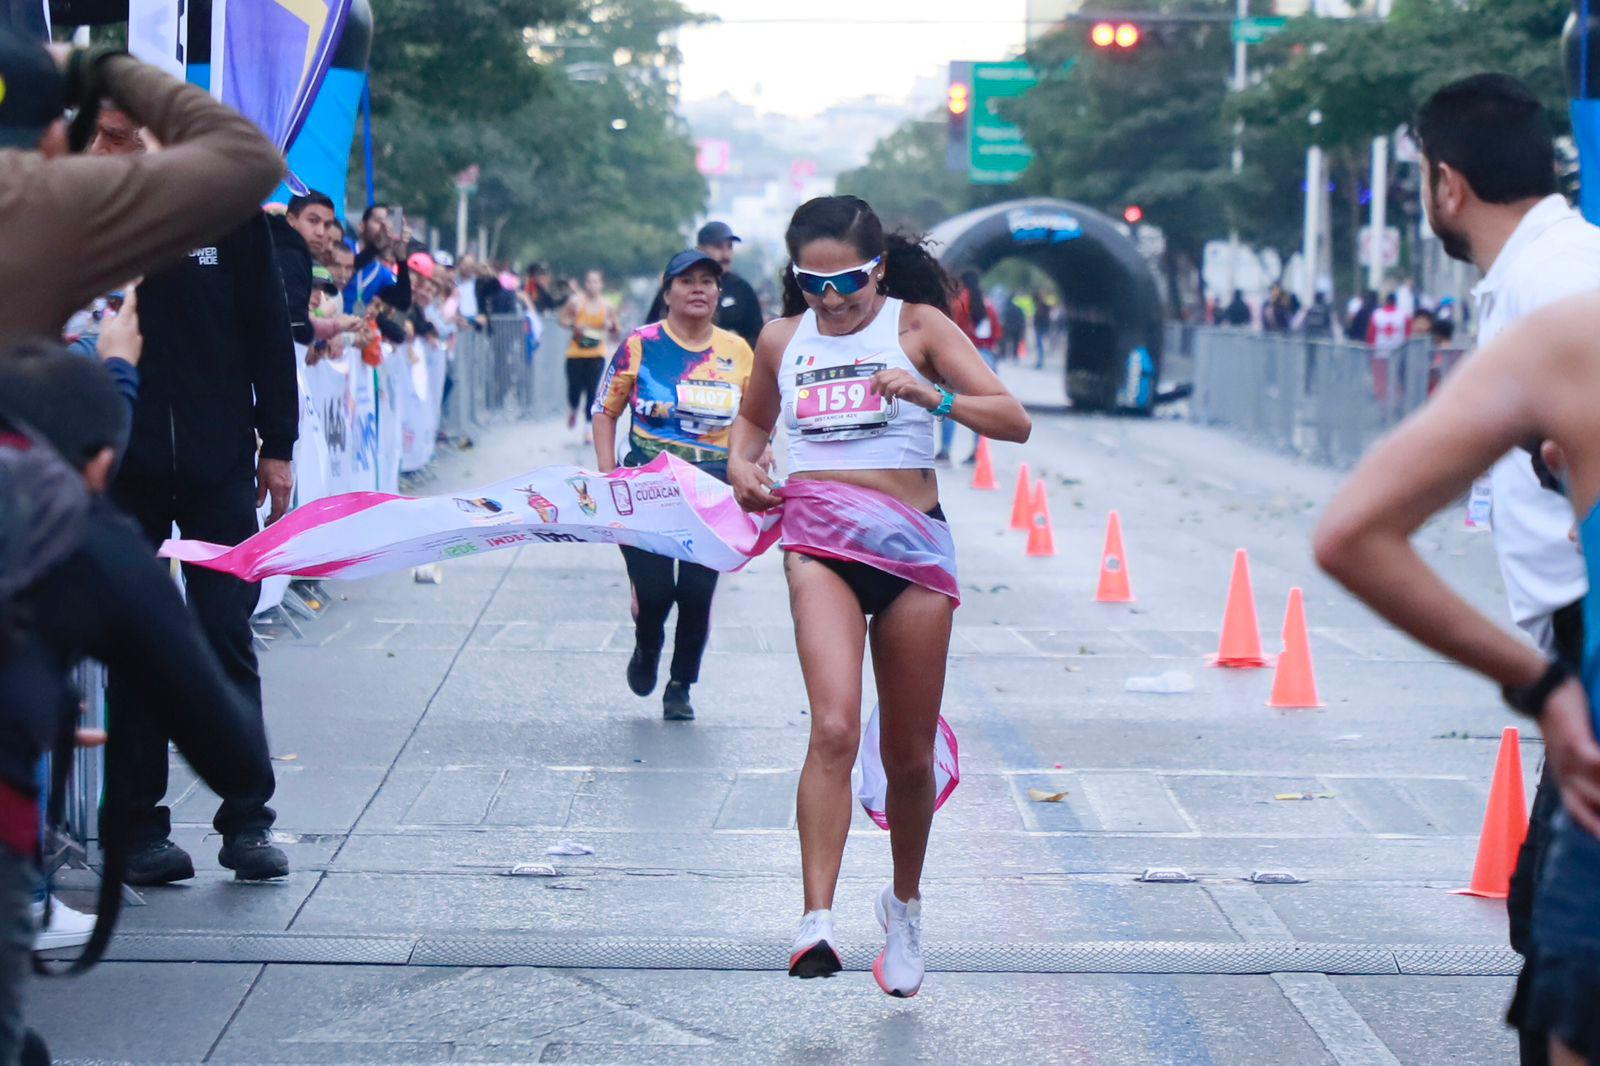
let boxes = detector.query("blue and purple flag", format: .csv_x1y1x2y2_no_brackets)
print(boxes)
210,0,353,191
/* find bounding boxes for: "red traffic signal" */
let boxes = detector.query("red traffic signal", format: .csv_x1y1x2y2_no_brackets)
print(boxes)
1091,21,1141,49
1123,205,1144,224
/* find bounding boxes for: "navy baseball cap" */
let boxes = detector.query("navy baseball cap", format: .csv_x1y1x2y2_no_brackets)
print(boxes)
663,248,723,280
695,221,740,246
0,29,64,149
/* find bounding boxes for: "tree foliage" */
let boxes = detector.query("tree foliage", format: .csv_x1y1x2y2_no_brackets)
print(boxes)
835,116,975,234
1235,0,1570,155
362,0,708,277
1008,1,1255,265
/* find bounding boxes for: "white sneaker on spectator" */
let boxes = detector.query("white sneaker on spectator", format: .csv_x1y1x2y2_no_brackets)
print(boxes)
31,896,94,951
872,883,924,998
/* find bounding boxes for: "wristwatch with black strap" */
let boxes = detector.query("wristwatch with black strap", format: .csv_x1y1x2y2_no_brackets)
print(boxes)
1502,658,1575,720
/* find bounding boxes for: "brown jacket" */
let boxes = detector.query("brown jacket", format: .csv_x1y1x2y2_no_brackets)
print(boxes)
0,53,284,343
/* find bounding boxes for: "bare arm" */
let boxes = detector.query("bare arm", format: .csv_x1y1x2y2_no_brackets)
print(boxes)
558,296,580,329
592,412,619,473
888,303,1031,443
728,319,792,511
1314,293,1600,831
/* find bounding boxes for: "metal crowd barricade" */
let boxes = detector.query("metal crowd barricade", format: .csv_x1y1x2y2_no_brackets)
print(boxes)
42,661,107,867
1190,328,1434,467
440,313,565,439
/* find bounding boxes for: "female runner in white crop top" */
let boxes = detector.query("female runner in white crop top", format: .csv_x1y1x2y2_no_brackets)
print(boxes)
727,195,1030,997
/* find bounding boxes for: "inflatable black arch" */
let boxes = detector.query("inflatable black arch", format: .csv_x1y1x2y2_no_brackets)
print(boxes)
927,198,1165,412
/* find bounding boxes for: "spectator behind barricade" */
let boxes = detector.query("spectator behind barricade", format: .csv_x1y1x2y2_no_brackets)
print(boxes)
1344,289,1377,341
1222,289,1252,327
477,261,520,320
1263,284,1299,332
0,32,284,342
306,272,351,366
347,203,411,315
326,242,356,293
942,269,1002,465
0,344,288,1065
1296,291,1334,337
406,252,437,337
1366,292,1408,349
1032,290,1053,368
455,254,481,326
1365,292,1409,405
90,109,296,889
1000,294,1027,360
524,261,561,313
265,189,337,346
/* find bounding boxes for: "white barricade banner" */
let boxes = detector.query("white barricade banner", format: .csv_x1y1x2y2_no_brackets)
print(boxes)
398,340,438,473
377,352,403,493
293,357,332,507
307,355,357,496
350,357,380,491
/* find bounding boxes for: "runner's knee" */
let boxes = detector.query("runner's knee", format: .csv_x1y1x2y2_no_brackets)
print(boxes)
806,713,858,768
879,739,933,787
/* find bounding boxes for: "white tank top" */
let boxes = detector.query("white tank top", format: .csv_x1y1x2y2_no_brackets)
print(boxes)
777,297,937,472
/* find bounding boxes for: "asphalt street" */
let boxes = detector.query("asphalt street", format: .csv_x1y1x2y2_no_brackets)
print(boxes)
36,360,1533,1064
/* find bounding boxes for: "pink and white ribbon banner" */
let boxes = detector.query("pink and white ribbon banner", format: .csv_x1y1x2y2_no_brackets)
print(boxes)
161,454,960,603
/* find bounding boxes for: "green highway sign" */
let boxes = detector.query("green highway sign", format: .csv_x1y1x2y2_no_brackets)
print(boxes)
1231,15,1288,45
969,61,1040,185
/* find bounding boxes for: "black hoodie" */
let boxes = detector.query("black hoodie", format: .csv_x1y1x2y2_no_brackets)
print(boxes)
119,213,297,489
267,212,315,347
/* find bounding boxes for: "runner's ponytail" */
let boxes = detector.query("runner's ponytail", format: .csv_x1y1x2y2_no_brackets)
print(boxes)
781,196,953,318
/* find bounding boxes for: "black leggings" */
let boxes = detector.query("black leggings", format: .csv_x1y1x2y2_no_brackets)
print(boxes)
620,547,719,685
566,357,603,415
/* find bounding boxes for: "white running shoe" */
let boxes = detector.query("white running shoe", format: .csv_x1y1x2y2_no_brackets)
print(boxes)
872,884,924,998
788,908,842,979
31,896,94,951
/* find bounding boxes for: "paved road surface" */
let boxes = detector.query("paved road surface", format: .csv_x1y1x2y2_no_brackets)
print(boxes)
38,363,1532,1063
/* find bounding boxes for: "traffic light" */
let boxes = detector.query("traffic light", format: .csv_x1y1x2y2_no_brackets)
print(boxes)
945,66,971,174
1090,21,1141,50
1123,205,1144,224
947,82,970,117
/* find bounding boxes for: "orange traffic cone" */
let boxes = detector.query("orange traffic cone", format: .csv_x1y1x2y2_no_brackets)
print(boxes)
1095,511,1134,602
1211,549,1268,668
1026,480,1057,557
1009,462,1034,531
1454,727,1530,899
971,436,998,490
1268,588,1322,707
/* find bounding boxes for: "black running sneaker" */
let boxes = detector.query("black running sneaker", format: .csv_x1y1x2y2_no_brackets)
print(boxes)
662,680,695,721
124,839,195,886
217,829,289,881
627,642,661,697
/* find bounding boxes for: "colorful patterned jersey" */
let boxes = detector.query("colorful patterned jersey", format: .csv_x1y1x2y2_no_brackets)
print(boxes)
592,322,755,460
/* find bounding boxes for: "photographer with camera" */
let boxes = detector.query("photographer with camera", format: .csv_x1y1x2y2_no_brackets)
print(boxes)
0,30,284,343
0,343,281,1065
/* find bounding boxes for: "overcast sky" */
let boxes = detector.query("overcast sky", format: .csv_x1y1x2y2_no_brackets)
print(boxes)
677,2,1029,117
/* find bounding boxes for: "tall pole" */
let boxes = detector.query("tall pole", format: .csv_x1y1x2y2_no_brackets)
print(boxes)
1367,135,1389,292
1300,144,1323,309
456,186,469,260
1225,0,1248,296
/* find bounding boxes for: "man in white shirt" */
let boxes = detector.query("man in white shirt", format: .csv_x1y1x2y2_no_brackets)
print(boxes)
1416,72,1600,1064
